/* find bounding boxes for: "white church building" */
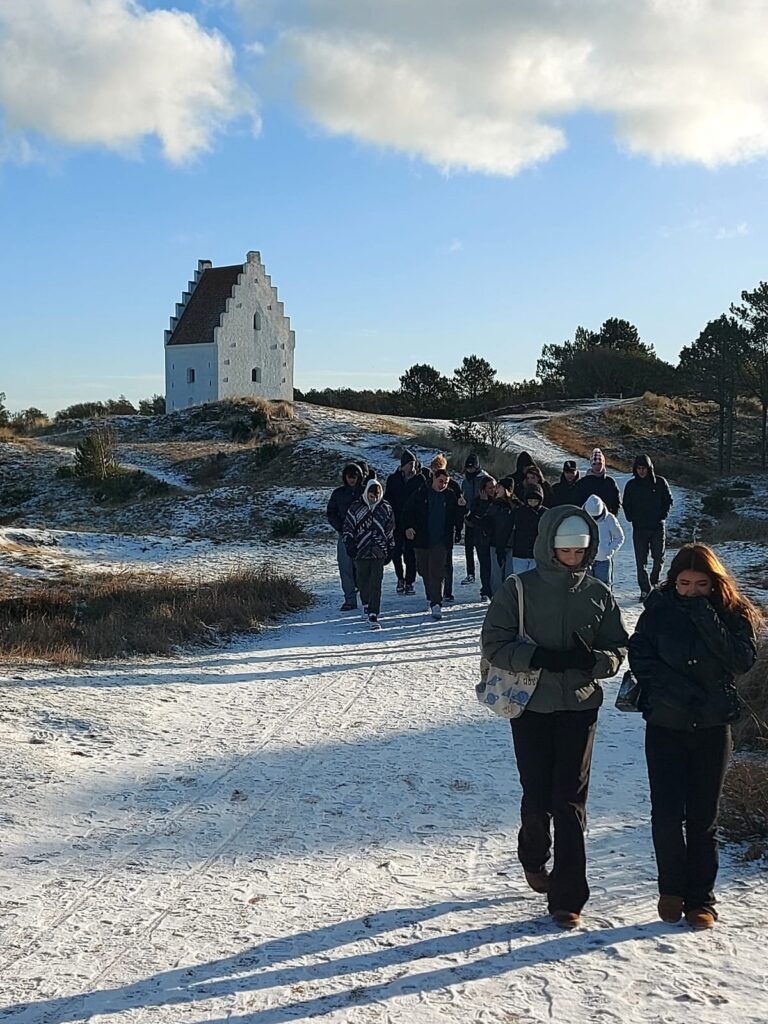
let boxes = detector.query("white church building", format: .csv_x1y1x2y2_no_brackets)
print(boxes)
164,251,295,412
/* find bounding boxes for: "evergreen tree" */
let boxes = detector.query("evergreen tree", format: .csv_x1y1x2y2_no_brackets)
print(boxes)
731,282,768,469
452,355,497,403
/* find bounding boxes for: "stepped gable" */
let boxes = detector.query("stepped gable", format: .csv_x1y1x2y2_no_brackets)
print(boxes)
167,264,242,346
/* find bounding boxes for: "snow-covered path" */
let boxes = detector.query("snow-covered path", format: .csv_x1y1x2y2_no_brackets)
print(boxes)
1,428,767,1022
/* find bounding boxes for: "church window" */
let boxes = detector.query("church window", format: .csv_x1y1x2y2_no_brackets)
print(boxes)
252,367,262,383
186,368,195,384
253,311,262,331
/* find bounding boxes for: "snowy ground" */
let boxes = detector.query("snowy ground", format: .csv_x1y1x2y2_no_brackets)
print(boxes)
0,422,767,1023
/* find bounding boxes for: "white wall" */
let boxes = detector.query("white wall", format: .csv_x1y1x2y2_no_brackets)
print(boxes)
215,253,295,403
165,343,217,412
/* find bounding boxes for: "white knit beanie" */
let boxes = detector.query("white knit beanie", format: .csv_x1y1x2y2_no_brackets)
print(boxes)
554,514,591,549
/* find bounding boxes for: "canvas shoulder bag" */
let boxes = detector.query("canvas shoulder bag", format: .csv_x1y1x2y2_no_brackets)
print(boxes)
477,575,542,719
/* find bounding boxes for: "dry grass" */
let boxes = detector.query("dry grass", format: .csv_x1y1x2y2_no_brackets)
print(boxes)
371,417,414,437
220,396,296,420
540,417,633,472
721,757,768,854
0,567,313,666
733,636,768,750
702,515,768,545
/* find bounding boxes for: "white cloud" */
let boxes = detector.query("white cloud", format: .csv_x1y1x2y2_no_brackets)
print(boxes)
242,0,768,176
0,0,252,162
716,222,749,240
440,239,463,255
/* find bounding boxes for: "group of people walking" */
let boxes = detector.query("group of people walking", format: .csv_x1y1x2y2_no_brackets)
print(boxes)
326,442,760,933
327,444,674,626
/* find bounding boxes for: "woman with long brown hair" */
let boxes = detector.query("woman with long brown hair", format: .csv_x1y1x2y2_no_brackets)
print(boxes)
629,544,759,930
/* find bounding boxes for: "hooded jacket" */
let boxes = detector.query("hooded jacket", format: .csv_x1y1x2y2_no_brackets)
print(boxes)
583,496,624,561
384,464,423,527
506,486,547,559
481,506,629,713
465,492,496,545
342,481,395,560
622,455,673,530
511,452,535,494
461,467,491,506
574,470,621,515
551,468,581,506
326,464,364,533
628,587,756,731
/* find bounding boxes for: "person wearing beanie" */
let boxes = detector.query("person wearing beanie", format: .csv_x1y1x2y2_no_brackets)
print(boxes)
623,454,674,601
460,453,490,587
326,462,365,610
402,463,463,620
384,449,423,595
551,460,581,506
342,480,395,629
574,447,621,514
481,506,629,929
583,495,624,590
519,464,555,507
506,484,548,575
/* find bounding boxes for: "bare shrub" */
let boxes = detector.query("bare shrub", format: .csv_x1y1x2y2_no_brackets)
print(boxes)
0,567,313,665
703,515,768,545
721,758,768,852
733,636,768,750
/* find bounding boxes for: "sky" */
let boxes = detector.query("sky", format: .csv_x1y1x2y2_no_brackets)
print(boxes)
1,0,768,414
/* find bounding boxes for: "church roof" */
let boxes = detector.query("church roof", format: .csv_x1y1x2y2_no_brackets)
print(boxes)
166,264,242,346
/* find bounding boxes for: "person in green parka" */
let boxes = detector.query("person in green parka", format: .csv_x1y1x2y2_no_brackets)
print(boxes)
481,505,629,929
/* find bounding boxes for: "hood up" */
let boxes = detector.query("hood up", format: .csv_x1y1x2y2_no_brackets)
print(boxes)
341,462,363,486
533,505,598,586
632,454,657,484
516,451,535,473
363,479,383,507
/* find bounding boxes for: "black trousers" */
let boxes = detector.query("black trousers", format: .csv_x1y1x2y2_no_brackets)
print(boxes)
632,526,665,593
510,708,598,914
354,558,386,616
475,541,492,598
416,545,447,606
392,530,416,585
645,723,732,913
464,525,476,577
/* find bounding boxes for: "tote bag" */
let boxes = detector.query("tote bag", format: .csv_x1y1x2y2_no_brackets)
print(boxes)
477,575,541,719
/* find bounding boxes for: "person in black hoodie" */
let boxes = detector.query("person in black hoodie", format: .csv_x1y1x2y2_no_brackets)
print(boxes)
464,474,497,601
518,464,555,507
511,451,535,496
507,484,547,574
326,463,364,610
488,477,519,594
551,460,581,506
402,462,463,620
629,544,758,930
384,448,422,596
623,453,674,601
459,453,490,585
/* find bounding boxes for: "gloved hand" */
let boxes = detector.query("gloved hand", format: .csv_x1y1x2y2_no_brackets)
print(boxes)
530,646,572,672
571,632,597,671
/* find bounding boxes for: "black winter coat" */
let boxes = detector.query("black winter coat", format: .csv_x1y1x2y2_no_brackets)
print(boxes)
623,471,673,530
402,485,463,549
628,587,756,732
550,474,581,507
574,473,621,515
488,499,517,553
507,504,547,559
384,469,423,527
465,495,496,546
326,482,362,533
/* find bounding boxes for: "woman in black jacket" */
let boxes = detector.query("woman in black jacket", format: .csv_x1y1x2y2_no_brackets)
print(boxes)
629,544,759,930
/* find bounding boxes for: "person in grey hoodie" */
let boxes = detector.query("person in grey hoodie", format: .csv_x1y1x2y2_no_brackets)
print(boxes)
481,506,629,929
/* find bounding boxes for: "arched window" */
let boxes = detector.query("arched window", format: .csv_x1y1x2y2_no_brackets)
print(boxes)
252,367,262,383
253,311,262,331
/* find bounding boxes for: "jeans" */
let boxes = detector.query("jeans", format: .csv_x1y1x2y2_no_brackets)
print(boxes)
416,545,447,606
355,557,386,616
475,542,492,598
336,536,357,605
645,723,732,913
511,708,599,914
632,526,665,593
590,558,613,588
392,530,416,585
464,525,476,576
511,557,536,575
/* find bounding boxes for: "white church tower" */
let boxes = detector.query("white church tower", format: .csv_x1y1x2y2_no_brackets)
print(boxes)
164,251,296,412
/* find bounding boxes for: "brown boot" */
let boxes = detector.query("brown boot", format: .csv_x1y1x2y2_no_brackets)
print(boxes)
658,895,684,923
551,910,580,929
685,908,716,930
524,869,550,894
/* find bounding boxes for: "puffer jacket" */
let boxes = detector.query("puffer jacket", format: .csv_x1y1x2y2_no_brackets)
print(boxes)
342,482,395,560
465,495,496,546
506,497,547,559
384,468,423,528
481,506,629,712
628,587,756,731
551,473,581,507
574,472,621,515
326,464,364,533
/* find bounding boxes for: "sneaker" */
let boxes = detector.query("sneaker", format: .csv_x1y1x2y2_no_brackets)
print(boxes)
460,574,475,585
360,605,369,619
404,583,415,596
551,910,580,930
685,908,716,930
524,869,550,894
340,601,357,612
658,895,684,923
443,594,455,604
430,604,443,620
396,579,405,595
368,613,381,630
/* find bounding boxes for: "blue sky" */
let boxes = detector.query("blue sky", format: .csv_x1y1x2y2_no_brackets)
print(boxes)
1,0,767,414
